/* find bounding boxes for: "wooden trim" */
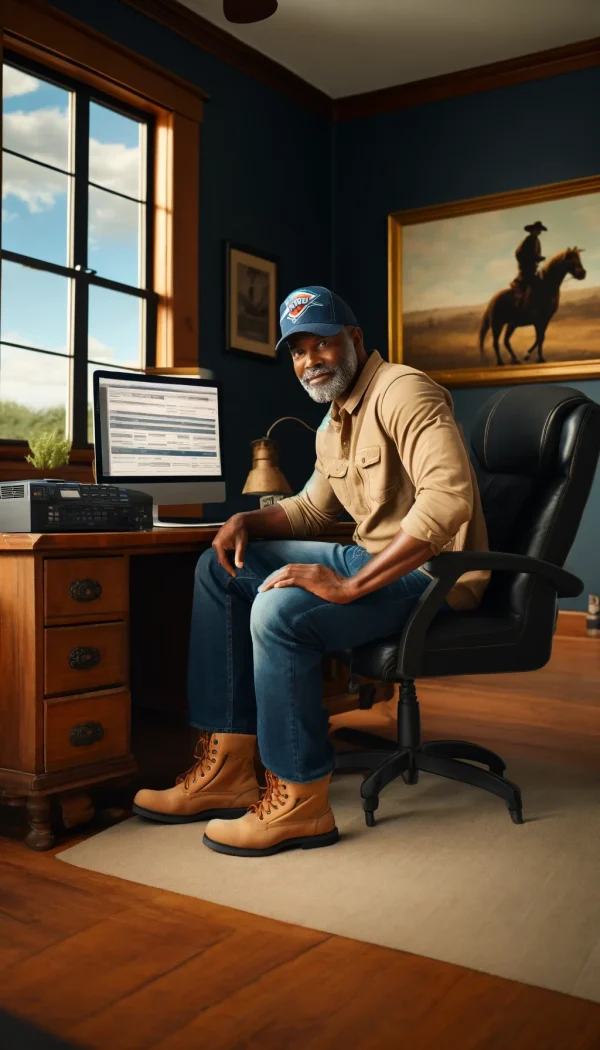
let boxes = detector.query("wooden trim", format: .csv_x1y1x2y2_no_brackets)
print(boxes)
333,36,600,121
122,0,331,118
555,610,591,639
1,0,206,120
390,174,600,229
152,110,199,369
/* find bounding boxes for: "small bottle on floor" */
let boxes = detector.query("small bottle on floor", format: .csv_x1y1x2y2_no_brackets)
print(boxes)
586,594,600,638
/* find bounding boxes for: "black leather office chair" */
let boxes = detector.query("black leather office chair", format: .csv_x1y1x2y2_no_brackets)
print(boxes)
333,385,600,827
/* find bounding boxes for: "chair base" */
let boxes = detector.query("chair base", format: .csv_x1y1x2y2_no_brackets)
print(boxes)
332,680,524,827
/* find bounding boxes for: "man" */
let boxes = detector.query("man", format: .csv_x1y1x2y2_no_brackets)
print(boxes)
511,221,548,303
133,286,489,858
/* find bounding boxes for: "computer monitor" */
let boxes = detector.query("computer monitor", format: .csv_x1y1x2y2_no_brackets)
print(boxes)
92,370,226,522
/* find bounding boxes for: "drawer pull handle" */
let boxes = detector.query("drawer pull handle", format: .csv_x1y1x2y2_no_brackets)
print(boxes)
70,722,105,747
68,646,101,670
70,579,103,602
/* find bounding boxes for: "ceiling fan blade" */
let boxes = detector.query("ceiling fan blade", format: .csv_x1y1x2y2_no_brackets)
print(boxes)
223,0,278,23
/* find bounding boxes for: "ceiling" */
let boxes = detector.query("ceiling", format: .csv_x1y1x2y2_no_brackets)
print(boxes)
180,0,600,98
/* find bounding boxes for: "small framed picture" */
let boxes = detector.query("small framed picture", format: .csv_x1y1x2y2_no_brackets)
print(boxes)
225,243,279,359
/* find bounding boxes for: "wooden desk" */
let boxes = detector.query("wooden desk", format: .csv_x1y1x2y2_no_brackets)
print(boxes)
0,523,354,849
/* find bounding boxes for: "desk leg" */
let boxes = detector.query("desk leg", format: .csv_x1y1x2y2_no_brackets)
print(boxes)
59,791,95,830
25,795,55,851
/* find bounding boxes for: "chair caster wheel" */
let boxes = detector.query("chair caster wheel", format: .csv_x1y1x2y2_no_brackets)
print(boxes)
365,811,376,827
403,768,419,785
509,808,524,825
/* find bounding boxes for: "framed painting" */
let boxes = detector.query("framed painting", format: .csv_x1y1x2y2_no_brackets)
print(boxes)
225,243,279,360
388,175,600,387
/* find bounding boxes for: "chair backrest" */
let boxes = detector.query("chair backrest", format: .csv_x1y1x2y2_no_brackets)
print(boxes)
470,385,600,620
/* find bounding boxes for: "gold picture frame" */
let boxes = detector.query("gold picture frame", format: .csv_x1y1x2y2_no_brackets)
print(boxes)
388,175,600,387
226,243,279,360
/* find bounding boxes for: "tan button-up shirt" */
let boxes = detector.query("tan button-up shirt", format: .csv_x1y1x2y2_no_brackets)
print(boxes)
278,351,490,611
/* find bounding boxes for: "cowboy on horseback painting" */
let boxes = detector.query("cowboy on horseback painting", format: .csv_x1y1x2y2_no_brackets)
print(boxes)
395,182,600,384
479,232,586,366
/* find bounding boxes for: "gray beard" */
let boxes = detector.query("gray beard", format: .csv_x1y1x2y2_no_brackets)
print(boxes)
301,344,359,403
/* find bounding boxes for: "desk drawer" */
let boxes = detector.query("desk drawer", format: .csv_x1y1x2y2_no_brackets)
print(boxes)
44,622,127,696
44,688,130,772
44,557,128,622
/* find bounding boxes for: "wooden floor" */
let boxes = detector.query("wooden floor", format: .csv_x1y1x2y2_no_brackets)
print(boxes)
1,636,600,1050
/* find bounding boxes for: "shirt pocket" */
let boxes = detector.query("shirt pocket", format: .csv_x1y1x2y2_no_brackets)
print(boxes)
322,456,350,507
356,445,399,505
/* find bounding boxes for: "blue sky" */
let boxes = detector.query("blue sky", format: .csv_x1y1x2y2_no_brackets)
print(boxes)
1,62,146,416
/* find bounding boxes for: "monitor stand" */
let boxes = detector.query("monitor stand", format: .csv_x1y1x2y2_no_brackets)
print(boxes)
151,506,226,529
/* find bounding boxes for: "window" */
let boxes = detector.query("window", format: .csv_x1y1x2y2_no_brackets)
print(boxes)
1,54,155,446
0,0,204,470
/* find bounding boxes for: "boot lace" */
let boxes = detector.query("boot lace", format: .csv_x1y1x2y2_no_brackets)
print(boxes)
176,732,218,790
249,770,289,820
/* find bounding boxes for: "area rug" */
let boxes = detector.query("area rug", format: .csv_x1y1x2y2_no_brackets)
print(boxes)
57,756,600,1004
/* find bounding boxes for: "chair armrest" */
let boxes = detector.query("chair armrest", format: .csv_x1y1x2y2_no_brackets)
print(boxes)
425,551,583,599
394,551,582,679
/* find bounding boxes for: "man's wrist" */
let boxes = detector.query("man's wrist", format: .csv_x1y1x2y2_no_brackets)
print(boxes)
342,576,362,602
233,511,255,535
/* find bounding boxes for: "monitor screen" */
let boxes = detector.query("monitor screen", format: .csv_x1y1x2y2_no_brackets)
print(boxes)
93,372,224,483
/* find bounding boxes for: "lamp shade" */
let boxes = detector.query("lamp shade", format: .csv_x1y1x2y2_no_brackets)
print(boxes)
242,438,293,496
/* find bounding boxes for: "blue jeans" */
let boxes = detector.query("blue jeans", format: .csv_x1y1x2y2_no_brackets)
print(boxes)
188,542,432,783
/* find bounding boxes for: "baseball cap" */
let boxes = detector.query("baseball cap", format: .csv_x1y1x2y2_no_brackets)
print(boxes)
276,285,358,353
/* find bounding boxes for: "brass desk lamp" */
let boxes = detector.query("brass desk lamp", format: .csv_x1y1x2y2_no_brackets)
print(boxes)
242,416,316,507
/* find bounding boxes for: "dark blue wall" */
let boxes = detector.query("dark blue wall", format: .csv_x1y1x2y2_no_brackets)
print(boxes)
49,0,332,518
333,69,600,609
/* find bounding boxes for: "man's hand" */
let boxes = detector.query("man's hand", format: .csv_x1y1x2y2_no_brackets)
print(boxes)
212,514,249,578
259,564,356,604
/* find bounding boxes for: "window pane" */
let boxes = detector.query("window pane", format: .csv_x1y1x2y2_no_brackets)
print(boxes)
1,261,70,353
89,101,144,201
0,344,69,439
2,152,70,266
3,63,71,172
88,285,142,370
88,186,141,287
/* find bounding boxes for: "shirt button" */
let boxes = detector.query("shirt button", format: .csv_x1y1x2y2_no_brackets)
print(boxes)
361,456,366,464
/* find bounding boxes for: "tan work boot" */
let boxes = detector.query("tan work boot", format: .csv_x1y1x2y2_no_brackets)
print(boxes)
203,769,339,856
132,732,260,824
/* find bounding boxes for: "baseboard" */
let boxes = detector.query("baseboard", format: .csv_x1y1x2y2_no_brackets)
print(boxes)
556,610,592,638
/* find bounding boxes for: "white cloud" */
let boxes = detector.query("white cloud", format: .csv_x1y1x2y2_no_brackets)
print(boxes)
88,335,116,361
2,147,65,213
89,138,140,199
0,342,69,409
2,107,142,234
3,107,69,172
3,67,40,100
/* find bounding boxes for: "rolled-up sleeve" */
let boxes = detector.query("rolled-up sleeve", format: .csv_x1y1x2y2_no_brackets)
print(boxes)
381,374,473,554
278,460,344,537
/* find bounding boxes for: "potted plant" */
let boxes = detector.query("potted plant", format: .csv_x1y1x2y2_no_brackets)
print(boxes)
25,429,73,477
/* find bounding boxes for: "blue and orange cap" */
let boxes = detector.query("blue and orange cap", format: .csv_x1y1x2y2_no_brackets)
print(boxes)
276,285,358,353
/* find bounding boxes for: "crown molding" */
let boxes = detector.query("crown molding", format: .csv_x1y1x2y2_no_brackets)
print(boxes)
332,35,600,121
121,0,331,118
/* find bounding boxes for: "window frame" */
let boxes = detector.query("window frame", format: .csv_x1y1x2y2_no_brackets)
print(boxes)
0,0,204,472
2,47,157,447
